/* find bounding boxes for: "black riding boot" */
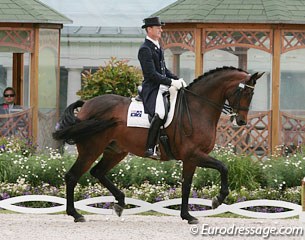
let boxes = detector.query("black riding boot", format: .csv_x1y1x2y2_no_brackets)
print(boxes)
144,113,163,158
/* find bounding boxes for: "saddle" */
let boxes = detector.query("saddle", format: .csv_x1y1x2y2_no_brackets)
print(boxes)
127,86,178,159
135,86,170,125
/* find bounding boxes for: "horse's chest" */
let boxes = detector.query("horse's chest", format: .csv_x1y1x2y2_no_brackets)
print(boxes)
197,122,217,150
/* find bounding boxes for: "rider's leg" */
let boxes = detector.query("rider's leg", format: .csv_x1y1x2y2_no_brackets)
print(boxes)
144,113,163,157
144,85,167,157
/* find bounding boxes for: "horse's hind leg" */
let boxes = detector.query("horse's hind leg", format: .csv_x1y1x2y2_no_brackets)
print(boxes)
65,144,103,222
90,145,127,217
65,157,95,222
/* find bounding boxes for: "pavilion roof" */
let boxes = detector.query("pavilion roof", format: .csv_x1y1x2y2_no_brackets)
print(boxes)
0,0,72,24
153,0,305,24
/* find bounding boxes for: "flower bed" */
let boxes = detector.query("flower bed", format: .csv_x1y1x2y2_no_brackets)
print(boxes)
0,137,304,211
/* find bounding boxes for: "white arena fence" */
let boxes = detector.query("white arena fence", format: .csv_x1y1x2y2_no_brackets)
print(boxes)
0,195,302,219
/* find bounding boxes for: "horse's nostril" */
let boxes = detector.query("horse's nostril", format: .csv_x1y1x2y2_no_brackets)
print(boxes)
238,119,246,126
236,116,247,126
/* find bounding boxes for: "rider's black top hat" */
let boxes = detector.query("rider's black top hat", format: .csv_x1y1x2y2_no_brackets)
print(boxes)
141,17,165,29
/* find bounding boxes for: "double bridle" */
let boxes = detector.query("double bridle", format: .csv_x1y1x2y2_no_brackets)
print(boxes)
225,82,255,117
182,80,254,115
174,79,255,137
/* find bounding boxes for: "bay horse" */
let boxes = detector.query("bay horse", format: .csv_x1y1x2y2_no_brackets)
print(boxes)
53,66,264,224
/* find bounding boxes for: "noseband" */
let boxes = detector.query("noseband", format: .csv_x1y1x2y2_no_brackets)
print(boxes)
225,82,255,117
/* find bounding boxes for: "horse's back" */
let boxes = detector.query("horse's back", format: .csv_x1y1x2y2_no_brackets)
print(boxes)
75,94,149,156
77,94,131,121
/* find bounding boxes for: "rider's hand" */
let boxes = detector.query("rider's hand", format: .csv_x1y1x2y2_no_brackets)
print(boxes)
179,78,187,87
171,79,185,90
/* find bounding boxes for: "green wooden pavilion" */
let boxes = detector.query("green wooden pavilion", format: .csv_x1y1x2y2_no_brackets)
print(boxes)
153,0,305,157
0,0,71,147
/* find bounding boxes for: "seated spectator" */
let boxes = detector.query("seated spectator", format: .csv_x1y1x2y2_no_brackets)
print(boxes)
0,87,24,136
0,87,22,114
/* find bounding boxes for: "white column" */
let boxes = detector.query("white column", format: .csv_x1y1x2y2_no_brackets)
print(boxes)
67,67,82,106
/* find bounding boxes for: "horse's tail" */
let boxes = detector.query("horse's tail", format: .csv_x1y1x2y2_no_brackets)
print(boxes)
52,100,117,144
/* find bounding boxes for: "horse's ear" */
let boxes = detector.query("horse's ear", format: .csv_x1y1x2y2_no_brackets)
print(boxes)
250,72,264,84
251,72,264,81
256,72,265,80
251,72,258,79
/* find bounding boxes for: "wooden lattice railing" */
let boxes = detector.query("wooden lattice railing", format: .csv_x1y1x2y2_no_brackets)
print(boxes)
0,108,32,138
280,111,305,155
203,29,272,53
282,30,305,53
161,29,195,52
216,111,271,159
0,28,34,52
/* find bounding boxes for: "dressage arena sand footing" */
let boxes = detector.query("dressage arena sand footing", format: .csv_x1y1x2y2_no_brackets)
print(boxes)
1,214,305,240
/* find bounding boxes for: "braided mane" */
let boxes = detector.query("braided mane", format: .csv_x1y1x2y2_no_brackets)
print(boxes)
187,66,248,89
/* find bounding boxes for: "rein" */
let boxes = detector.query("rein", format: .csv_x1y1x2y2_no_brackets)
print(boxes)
175,88,193,137
183,88,227,113
174,81,254,138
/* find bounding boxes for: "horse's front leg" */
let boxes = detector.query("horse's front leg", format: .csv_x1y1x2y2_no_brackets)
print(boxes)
196,155,229,209
180,162,199,224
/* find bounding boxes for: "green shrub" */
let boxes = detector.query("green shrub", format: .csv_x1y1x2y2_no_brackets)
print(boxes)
0,140,95,187
261,152,305,189
0,136,36,157
0,157,13,182
107,155,182,187
0,136,37,182
77,57,143,99
193,146,265,190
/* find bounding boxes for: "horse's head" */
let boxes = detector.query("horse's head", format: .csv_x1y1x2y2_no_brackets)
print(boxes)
226,71,264,126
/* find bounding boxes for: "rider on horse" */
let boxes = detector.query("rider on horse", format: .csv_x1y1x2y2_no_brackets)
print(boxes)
138,16,186,158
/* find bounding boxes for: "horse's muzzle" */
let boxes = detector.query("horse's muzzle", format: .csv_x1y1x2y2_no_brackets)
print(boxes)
236,115,247,126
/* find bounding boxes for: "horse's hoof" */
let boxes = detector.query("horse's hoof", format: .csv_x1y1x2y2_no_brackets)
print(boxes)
113,203,124,217
74,215,86,222
212,196,220,209
188,218,199,224
182,215,199,224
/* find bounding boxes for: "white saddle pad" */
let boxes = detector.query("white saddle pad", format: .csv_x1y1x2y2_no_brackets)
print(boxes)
127,86,178,128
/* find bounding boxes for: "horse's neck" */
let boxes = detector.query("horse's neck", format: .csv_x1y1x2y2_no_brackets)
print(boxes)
186,82,226,124
189,81,226,108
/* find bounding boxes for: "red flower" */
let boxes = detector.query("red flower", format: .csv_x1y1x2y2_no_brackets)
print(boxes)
2,104,8,110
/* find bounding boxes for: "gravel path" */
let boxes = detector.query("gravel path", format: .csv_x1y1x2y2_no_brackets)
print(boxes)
0,214,304,240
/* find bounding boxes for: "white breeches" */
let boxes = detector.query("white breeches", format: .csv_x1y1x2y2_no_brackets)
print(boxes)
155,84,169,120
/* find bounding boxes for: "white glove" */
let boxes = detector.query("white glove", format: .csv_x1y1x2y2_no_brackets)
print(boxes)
171,79,185,90
179,78,187,87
